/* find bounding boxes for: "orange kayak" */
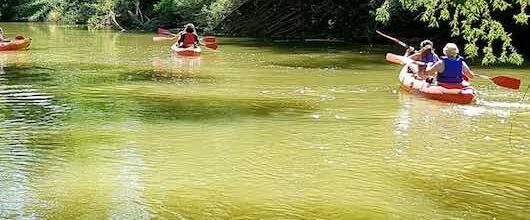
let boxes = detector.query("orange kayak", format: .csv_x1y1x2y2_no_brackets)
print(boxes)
171,45,201,57
399,65,476,104
0,35,31,51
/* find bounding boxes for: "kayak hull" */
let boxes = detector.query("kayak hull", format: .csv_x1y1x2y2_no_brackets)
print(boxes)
171,45,201,57
399,65,476,104
0,36,31,51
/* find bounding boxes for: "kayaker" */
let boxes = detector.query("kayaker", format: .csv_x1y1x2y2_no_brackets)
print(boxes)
176,23,200,48
0,28,11,42
423,43,475,89
405,40,440,64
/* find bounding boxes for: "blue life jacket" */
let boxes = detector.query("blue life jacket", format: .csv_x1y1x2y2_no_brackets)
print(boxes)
422,53,438,64
438,56,464,84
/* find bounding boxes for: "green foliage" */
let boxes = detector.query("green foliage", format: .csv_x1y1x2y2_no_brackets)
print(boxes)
1,0,229,30
202,0,243,30
375,0,529,65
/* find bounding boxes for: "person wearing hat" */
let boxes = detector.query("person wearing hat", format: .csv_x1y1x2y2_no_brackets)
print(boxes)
405,40,440,64
404,40,440,80
423,43,475,89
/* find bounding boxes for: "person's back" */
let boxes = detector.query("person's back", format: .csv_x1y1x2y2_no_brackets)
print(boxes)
424,43,474,89
178,24,199,48
438,55,464,84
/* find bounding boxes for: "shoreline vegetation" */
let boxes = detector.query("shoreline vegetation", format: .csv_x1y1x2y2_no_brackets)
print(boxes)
0,0,529,65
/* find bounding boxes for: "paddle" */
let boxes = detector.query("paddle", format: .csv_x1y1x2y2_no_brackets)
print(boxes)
386,53,521,90
158,28,174,36
475,74,521,90
386,53,424,65
376,30,413,50
154,28,178,42
204,43,218,50
153,36,176,42
157,27,219,50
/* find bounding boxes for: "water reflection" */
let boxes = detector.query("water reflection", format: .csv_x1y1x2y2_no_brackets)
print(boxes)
0,22,528,219
152,55,202,78
0,55,65,218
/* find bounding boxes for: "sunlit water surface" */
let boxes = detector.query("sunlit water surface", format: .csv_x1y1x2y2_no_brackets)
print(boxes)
1,23,529,219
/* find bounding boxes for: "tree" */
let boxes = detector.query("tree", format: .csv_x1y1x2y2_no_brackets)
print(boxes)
375,0,529,65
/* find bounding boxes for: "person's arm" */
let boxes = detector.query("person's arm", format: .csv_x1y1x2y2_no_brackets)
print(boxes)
433,53,440,62
462,61,474,80
424,60,444,76
408,53,420,60
404,46,415,57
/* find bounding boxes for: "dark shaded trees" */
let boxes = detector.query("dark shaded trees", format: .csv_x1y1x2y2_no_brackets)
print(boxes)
214,0,373,41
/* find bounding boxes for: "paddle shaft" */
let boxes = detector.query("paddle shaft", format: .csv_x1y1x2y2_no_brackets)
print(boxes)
376,30,411,49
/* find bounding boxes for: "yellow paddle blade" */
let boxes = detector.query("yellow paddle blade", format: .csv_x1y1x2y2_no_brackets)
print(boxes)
386,53,406,65
153,36,175,42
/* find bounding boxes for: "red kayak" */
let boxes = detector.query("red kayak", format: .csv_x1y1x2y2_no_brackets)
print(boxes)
171,44,201,57
0,35,31,51
399,65,476,104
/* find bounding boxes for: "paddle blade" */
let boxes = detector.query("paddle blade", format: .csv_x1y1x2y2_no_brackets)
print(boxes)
205,43,218,50
153,36,174,42
158,28,172,36
491,76,521,90
386,53,406,65
203,36,216,43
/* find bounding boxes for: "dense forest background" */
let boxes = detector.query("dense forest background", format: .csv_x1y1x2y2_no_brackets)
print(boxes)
0,0,528,62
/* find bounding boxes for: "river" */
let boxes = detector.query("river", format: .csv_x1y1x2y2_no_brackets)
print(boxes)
1,22,529,219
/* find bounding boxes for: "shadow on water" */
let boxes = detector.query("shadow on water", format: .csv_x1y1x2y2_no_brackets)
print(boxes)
130,94,317,122
123,69,217,83
63,86,317,123
218,38,391,70
266,54,388,70
1,66,54,84
398,166,530,219
2,63,313,126
0,63,220,95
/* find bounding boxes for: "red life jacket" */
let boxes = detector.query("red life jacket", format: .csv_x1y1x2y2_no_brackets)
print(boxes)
180,33,198,47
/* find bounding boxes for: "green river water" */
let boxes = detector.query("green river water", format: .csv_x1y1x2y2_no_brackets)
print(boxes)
1,23,529,219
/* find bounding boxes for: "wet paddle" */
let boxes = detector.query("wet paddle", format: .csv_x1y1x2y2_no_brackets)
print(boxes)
204,43,218,50
202,36,218,50
154,28,178,42
475,74,521,90
386,53,521,90
158,28,174,36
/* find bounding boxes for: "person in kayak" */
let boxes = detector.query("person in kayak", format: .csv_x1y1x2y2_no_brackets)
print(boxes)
405,40,440,80
176,23,200,48
405,40,440,64
423,43,475,89
0,27,11,42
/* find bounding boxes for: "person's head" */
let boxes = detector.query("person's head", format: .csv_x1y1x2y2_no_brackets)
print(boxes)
420,40,433,48
184,23,196,34
419,40,434,56
443,43,459,58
